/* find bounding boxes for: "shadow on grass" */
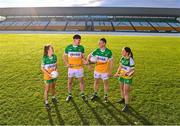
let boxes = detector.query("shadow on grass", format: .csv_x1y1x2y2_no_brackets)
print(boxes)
85,101,106,125
129,106,153,125
95,98,126,125
47,109,54,125
71,99,89,125
108,101,153,125
53,102,65,125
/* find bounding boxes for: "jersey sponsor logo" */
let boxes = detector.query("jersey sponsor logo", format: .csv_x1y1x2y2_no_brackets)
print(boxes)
96,56,108,62
68,52,82,57
121,65,131,72
122,66,128,70
44,63,56,70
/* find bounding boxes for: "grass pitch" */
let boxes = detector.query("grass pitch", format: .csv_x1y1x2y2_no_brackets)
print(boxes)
0,34,180,125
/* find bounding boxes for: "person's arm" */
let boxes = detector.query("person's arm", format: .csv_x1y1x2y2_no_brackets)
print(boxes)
87,53,92,62
41,57,51,77
87,52,94,71
126,68,135,76
114,64,122,77
41,66,51,77
87,49,97,62
82,53,88,65
107,51,113,77
54,55,58,71
54,63,57,71
62,52,69,67
108,58,114,77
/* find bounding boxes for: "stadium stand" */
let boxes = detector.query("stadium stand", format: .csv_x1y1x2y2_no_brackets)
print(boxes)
0,21,14,30
167,22,180,32
46,20,67,31
6,21,31,30
0,7,180,33
26,20,49,30
131,21,155,31
93,21,113,31
66,21,86,31
113,21,134,31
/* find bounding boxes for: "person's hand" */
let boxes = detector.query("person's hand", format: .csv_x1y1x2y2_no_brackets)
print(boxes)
83,60,89,65
125,72,131,76
114,73,119,77
65,64,72,68
108,72,112,77
88,64,94,71
47,73,52,78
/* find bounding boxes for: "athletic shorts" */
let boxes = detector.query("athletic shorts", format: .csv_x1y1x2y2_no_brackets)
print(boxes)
68,68,84,78
94,71,109,81
44,78,57,84
118,77,132,85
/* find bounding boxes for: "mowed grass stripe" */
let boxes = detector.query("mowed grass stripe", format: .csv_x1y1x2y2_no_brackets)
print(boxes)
0,34,180,125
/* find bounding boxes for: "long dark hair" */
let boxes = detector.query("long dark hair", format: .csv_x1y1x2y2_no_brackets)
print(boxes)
124,47,133,59
43,44,54,56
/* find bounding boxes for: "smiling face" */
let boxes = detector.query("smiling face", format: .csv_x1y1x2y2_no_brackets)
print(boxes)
121,48,129,57
98,40,106,49
47,46,54,56
73,38,81,46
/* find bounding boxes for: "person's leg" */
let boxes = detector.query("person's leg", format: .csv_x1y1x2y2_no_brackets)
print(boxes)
44,83,50,104
117,83,125,103
91,78,99,100
103,79,109,97
78,77,85,95
51,81,58,103
44,82,51,109
78,77,88,101
120,84,124,98
67,77,73,96
124,84,130,105
122,84,130,112
51,82,56,97
66,77,73,102
117,77,125,103
94,78,99,95
103,79,109,103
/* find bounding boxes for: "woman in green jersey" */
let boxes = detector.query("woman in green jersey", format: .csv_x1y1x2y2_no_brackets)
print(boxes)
114,47,135,112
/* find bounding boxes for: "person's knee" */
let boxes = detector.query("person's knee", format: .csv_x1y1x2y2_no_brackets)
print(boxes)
124,89,129,96
68,80,73,85
52,83,56,87
104,80,109,86
45,87,49,93
94,79,99,85
121,84,124,90
79,79,84,84
79,81,84,87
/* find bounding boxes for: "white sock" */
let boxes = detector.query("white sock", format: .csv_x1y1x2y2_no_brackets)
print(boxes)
45,100,48,104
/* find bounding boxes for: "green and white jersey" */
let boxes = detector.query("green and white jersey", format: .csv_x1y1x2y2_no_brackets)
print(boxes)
119,56,135,79
91,48,112,73
65,44,84,69
41,54,57,80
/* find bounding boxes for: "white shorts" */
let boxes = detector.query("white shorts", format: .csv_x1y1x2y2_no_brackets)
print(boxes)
68,68,84,78
94,71,109,81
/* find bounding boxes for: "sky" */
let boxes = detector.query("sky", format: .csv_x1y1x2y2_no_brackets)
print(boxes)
0,0,180,8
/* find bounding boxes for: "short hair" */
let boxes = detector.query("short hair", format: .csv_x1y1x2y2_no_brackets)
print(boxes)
100,38,107,44
73,34,81,39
